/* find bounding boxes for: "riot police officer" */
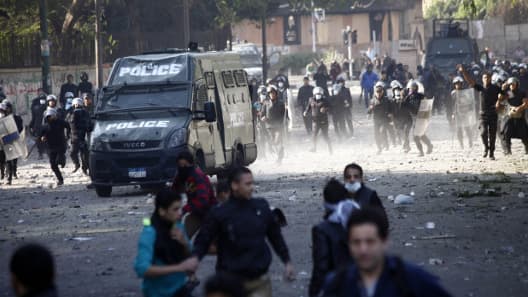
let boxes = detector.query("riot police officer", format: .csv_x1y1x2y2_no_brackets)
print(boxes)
2,100,23,185
368,82,391,154
68,98,91,174
30,94,48,159
390,80,412,153
304,87,332,153
45,95,65,120
41,109,70,186
404,81,434,156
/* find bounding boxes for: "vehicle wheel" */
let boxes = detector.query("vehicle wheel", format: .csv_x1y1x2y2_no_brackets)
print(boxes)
95,186,112,197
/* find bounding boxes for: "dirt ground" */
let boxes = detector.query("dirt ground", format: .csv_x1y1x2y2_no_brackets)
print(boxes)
1,85,528,297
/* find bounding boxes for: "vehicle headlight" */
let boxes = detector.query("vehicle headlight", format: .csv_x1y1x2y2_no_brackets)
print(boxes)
90,135,109,152
167,128,187,148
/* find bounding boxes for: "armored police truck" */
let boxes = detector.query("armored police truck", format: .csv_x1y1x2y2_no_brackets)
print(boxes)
89,50,257,197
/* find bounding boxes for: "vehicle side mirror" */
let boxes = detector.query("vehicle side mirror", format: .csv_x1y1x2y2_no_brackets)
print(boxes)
204,102,216,123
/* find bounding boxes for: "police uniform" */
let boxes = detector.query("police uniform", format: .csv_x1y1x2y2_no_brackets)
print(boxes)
404,92,434,155
500,89,528,154
68,105,91,173
369,94,391,153
305,96,332,153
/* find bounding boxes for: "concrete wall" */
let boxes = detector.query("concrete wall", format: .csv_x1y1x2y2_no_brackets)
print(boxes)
0,65,111,123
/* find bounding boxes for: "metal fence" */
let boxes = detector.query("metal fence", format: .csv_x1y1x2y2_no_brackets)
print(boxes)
0,28,230,68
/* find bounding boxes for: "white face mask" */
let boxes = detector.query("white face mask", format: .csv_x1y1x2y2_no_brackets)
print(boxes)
345,181,362,193
315,94,322,100
40,99,46,105
278,82,284,88
394,89,401,99
259,94,267,101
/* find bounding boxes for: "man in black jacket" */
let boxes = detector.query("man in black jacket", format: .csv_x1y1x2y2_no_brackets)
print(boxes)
77,72,93,97
183,167,295,297
343,163,386,219
10,244,58,297
41,109,70,186
309,179,360,297
2,100,24,185
298,77,314,135
67,98,91,174
59,74,77,108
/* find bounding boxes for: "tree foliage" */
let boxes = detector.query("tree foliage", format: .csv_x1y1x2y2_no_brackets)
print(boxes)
425,0,528,24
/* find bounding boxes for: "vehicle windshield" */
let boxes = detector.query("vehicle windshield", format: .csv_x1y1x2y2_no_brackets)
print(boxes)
429,39,472,55
429,54,473,70
239,55,262,68
97,85,190,112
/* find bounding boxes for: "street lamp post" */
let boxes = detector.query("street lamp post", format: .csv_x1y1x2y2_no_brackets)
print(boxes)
39,0,50,94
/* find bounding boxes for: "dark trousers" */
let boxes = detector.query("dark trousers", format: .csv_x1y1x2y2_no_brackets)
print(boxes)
37,138,47,157
303,114,313,135
374,120,389,152
6,159,17,182
70,140,89,170
363,88,373,109
313,122,332,152
0,150,5,179
332,113,347,139
49,150,65,182
479,118,497,153
414,135,433,153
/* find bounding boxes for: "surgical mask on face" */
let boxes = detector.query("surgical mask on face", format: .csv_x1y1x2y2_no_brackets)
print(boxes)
40,99,46,105
345,181,362,193
394,89,401,99
278,82,284,88
473,71,479,76
315,94,322,100
259,94,267,101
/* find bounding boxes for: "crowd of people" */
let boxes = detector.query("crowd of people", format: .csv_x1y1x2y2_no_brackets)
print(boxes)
8,157,453,297
249,56,528,163
0,72,95,186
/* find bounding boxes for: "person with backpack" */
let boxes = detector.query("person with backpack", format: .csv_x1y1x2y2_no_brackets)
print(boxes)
134,187,196,297
309,179,360,297
321,208,452,297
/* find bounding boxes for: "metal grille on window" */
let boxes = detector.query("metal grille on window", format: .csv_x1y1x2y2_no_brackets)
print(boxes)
222,71,235,88
233,70,247,87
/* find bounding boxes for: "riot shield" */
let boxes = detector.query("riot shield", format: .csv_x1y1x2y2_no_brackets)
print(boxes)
0,115,28,161
454,89,477,128
413,98,434,137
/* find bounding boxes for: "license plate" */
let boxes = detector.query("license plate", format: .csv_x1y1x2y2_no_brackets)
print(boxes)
128,168,147,178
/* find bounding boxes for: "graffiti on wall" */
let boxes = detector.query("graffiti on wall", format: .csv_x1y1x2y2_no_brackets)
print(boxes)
0,66,110,122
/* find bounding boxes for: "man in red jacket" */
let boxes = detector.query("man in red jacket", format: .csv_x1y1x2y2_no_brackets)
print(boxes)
172,151,217,238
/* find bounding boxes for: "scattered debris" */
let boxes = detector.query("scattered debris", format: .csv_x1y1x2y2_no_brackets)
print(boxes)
418,234,456,240
429,258,444,265
387,195,395,201
518,192,525,199
394,194,414,205
69,237,94,242
426,222,436,229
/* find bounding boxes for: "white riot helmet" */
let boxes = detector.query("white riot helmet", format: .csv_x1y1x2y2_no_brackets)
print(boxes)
46,94,57,102
72,98,83,107
390,80,403,90
257,85,267,101
374,81,385,89
491,73,499,85
452,76,464,84
44,108,58,119
313,86,324,100
507,77,519,86
266,84,278,94
64,92,75,99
